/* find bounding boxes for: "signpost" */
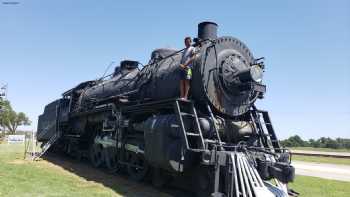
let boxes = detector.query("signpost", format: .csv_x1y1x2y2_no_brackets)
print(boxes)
32,130,36,159
7,135,25,144
0,83,7,100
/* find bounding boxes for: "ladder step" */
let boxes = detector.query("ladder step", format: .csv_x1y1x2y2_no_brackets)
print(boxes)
175,99,205,151
33,133,60,160
188,148,205,152
180,112,195,117
186,132,200,136
176,99,192,104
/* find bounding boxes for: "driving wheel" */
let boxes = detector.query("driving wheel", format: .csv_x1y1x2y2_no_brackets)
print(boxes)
89,143,104,168
127,152,149,182
104,146,120,172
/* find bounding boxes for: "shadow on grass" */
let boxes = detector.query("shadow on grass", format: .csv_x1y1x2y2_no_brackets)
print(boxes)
42,152,191,197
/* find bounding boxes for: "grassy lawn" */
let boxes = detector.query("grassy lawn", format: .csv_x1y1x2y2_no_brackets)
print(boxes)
0,144,121,197
1,143,350,197
290,176,350,197
291,147,350,153
0,143,170,197
292,155,350,165
290,146,350,165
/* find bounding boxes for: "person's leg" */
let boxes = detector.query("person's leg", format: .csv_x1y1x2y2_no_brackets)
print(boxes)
184,80,190,99
179,67,187,98
180,80,184,98
183,68,192,99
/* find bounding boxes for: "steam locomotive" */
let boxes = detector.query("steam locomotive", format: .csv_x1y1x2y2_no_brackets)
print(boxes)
37,22,296,197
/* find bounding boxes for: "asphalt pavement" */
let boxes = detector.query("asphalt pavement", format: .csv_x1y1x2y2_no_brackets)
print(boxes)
292,161,350,182
291,150,350,158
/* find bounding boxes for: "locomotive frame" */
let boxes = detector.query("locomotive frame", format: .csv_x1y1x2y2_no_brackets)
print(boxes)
37,22,297,197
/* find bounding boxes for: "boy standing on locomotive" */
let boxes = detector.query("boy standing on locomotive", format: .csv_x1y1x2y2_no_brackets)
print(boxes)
179,37,196,100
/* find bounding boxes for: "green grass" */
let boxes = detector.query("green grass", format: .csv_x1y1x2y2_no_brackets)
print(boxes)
291,147,350,153
290,146,350,165
0,144,121,197
292,155,350,165
0,144,170,197
289,176,350,197
1,144,350,197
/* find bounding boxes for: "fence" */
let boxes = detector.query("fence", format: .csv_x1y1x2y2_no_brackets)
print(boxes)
0,132,42,160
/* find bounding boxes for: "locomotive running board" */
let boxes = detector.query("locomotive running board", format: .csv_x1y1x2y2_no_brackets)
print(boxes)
211,151,288,197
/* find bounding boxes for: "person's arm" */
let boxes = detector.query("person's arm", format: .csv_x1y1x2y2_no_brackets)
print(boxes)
181,48,197,67
183,57,194,67
180,63,186,68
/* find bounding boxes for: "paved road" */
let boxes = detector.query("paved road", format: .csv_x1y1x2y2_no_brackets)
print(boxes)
292,161,350,182
291,150,350,158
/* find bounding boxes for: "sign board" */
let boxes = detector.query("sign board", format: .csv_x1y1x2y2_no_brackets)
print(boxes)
7,135,25,144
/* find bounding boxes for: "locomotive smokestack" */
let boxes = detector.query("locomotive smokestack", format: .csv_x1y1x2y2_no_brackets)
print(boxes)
198,21,218,40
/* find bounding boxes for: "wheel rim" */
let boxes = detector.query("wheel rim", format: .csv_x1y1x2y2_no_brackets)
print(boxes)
127,153,149,181
90,144,104,167
104,147,119,172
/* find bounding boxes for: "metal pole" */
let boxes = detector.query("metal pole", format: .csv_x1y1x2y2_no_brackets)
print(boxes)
32,130,35,160
4,83,8,100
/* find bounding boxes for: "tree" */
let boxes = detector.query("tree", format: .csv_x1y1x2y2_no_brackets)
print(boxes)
309,138,321,148
281,135,307,147
0,99,10,132
282,135,350,150
0,100,31,134
324,137,339,149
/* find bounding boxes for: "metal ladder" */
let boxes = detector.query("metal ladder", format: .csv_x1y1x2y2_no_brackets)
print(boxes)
33,103,62,160
251,106,281,152
206,104,223,150
260,110,281,150
174,99,205,151
33,131,61,160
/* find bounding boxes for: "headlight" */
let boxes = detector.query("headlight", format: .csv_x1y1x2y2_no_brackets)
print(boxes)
250,65,263,83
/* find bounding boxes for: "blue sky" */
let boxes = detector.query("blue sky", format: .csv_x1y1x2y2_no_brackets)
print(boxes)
0,0,349,139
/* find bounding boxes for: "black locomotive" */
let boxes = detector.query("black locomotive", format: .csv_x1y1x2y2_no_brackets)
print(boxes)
37,22,296,197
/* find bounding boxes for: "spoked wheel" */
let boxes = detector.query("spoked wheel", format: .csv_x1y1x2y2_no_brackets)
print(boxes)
127,153,149,182
104,147,120,172
89,143,104,168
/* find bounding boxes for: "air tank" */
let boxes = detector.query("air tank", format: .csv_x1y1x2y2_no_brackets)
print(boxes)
133,114,213,172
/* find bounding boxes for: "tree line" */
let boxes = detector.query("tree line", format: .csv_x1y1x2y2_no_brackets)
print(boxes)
280,135,350,149
0,97,31,134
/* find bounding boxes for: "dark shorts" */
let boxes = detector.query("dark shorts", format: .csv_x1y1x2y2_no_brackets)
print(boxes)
179,67,192,80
